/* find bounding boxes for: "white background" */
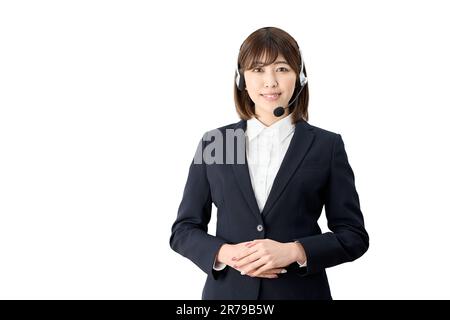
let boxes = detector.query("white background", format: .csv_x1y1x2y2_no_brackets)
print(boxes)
1,0,449,299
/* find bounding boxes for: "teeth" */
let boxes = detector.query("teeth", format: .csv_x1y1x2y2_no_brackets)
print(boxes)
263,94,279,97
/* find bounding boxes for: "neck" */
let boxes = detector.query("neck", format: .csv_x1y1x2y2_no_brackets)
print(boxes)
255,107,289,127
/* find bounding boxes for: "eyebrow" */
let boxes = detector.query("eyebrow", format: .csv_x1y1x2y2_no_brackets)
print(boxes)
254,60,289,65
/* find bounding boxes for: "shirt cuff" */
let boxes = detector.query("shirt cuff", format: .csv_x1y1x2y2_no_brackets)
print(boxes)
213,256,227,271
294,240,307,267
297,260,307,268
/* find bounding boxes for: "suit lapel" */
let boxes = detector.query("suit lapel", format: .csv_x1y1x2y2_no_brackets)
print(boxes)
231,118,315,221
231,120,262,221
261,119,315,218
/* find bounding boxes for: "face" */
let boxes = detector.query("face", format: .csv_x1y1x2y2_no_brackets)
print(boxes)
243,53,297,119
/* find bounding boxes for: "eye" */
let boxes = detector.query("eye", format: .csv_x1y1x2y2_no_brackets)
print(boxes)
252,66,289,72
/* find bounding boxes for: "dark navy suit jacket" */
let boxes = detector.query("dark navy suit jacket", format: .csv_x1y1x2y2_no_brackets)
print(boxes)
170,118,369,300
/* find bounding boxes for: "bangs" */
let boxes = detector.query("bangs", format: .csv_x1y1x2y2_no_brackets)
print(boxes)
241,41,287,71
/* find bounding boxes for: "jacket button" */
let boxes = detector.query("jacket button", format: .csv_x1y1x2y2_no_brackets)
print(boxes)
256,224,264,232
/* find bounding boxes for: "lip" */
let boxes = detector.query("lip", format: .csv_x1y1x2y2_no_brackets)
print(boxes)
260,93,281,101
261,92,281,95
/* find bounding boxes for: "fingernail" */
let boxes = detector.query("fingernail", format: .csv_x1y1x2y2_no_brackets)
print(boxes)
281,269,287,273
241,271,246,275
233,265,238,268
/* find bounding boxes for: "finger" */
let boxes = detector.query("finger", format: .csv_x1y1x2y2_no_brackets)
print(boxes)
240,258,266,276
247,262,276,277
231,248,250,262
238,242,258,257
265,268,287,274
245,241,257,248
233,249,260,269
254,269,284,279
248,239,266,247
236,241,266,262
232,245,259,264
258,273,278,278
258,274,278,279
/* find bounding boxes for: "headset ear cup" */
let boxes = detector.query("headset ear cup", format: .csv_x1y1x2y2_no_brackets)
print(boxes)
235,69,240,89
239,71,246,91
299,70,308,87
235,66,245,91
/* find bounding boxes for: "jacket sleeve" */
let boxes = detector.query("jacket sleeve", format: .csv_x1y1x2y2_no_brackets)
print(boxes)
292,133,369,276
169,135,228,280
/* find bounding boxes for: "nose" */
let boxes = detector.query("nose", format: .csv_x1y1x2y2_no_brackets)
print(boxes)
264,70,278,87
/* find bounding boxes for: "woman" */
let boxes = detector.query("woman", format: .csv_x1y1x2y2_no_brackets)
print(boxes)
169,26,369,300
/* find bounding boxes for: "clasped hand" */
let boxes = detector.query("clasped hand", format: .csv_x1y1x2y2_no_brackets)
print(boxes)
218,239,300,279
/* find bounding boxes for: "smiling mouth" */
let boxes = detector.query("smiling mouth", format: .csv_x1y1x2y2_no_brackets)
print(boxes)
260,93,281,101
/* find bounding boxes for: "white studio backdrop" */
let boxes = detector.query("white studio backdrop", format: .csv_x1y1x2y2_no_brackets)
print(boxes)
1,0,449,299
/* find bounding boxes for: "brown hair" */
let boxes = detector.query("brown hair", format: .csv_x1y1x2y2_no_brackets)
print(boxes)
234,27,309,123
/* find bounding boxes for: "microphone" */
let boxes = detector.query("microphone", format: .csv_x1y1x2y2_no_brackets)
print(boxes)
273,83,306,117
273,106,287,117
